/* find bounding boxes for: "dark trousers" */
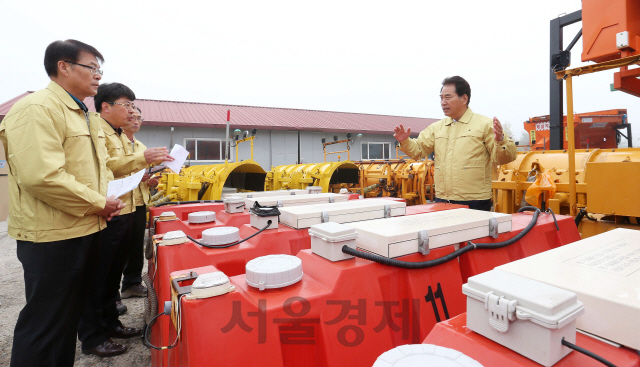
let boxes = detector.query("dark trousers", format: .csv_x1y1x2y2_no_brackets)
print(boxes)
121,204,146,291
11,233,100,367
435,197,493,211
78,213,134,350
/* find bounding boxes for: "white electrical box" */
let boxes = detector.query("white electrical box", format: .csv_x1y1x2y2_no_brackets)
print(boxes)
306,186,323,194
279,199,406,229
221,189,308,199
187,211,216,224
245,193,347,209
250,212,278,230
617,31,629,49
348,208,511,258
497,228,640,350
463,269,584,367
308,222,358,261
223,196,246,213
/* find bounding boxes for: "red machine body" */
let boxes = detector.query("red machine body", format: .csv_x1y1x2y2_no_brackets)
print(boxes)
424,313,640,367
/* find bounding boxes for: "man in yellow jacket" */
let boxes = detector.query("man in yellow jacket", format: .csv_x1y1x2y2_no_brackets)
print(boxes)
0,40,125,367
77,82,173,357
394,76,517,211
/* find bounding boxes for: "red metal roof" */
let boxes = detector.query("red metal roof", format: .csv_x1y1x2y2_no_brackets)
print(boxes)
0,92,436,134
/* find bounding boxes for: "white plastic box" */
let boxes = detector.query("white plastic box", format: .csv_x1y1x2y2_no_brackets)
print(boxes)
497,228,640,350
349,208,511,258
245,193,347,209
223,196,245,213
308,222,358,261
463,269,584,367
306,186,323,194
250,212,278,230
279,199,406,229
221,189,308,199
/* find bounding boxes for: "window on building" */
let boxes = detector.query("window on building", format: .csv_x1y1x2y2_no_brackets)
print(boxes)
361,142,390,160
184,138,230,161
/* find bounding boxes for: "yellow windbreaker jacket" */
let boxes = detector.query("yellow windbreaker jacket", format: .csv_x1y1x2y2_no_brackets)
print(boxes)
399,108,517,201
0,81,109,242
101,120,148,215
125,137,150,207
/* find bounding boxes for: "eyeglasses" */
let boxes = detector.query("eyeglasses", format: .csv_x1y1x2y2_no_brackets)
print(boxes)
134,117,145,122
64,61,103,76
107,102,137,110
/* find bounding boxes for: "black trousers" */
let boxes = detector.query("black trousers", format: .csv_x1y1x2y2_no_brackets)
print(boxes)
121,204,146,291
78,213,134,350
435,197,493,212
11,232,100,367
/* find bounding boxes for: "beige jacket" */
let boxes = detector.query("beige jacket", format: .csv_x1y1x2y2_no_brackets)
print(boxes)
125,137,150,206
0,81,109,242
399,108,517,201
101,119,148,215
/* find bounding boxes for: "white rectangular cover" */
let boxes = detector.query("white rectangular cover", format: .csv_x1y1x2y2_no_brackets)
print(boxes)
245,193,348,209
463,269,583,367
279,199,406,229
221,189,309,199
348,208,511,258
497,228,640,350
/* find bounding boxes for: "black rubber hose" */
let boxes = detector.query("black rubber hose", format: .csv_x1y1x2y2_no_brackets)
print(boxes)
341,207,541,269
156,200,222,207
561,338,617,367
186,220,272,249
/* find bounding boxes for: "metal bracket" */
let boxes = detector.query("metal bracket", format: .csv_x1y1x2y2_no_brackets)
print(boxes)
485,292,518,333
321,211,329,223
329,196,335,203
418,230,430,255
247,194,253,198
489,217,499,239
277,200,283,207
384,204,391,218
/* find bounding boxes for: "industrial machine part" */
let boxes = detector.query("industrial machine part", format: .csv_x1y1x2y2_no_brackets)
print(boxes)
524,109,631,150
264,161,360,193
492,148,640,237
356,159,435,205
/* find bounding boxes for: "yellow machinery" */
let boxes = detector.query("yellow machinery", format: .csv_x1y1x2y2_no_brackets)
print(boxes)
264,161,360,193
355,159,435,205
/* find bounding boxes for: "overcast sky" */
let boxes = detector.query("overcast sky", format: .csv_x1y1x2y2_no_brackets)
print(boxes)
2,0,638,145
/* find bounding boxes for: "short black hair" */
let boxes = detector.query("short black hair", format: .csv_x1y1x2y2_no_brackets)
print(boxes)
441,76,471,105
136,107,142,113
44,39,104,77
94,83,136,112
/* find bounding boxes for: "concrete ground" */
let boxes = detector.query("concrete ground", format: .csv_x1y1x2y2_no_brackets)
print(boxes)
0,221,151,366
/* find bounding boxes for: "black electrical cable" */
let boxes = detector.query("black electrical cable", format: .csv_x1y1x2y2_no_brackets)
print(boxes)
187,220,272,249
156,200,222,207
341,207,543,269
561,338,617,367
145,296,185,351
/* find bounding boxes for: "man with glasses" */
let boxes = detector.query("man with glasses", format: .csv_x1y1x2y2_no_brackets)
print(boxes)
78,82,174,357
1,40,126,367
394,76,517,211
117,108,158,311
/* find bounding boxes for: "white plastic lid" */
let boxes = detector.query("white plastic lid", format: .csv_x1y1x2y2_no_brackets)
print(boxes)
188,211,216,223
373,344,483,367
164,230,186,241
339,188,349,194
245,254,303,291
202,227,240,246
308,222,358,242
192,271,230,289
159,211,177,220
224,196,245,204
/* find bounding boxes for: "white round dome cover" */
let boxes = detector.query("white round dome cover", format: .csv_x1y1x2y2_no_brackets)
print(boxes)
373,344,483,367
188,211,216,223
245,254,303,291
159,211,177,220
192,271,230,289
202,227,240,245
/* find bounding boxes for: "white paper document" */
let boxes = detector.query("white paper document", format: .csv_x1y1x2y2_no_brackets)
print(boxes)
107,169,146,198
164,144,189,174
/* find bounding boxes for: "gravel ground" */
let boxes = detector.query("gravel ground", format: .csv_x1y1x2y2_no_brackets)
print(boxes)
0,221,151,366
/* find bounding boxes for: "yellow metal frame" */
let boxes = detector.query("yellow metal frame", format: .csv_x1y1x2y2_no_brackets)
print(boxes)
233,135,255,162
323,139,352,162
